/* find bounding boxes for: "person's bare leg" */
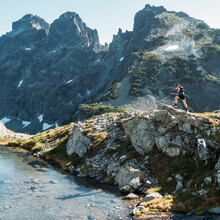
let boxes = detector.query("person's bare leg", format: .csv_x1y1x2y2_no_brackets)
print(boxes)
175,96,179,105
182,99,188,109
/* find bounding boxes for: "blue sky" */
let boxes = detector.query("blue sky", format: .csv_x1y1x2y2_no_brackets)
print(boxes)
1,0,220,44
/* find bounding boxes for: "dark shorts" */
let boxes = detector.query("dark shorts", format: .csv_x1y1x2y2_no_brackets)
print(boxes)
178,94,185,100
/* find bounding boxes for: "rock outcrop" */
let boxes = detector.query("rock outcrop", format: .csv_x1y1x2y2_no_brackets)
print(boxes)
8,105,220,215
0,121,30,139
65,106,220,190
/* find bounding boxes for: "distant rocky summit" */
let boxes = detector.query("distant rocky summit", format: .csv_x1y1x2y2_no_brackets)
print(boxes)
0,4,219,134
8,105,220,216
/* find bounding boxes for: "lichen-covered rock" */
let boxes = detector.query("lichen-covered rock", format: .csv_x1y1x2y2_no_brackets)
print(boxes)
141,192,162,203
129,177,141,190
164,147,180,157
197,139,211,160
122,118,155,153
125,193,139,200
155,136,170,150
66,126,91,157
154,110,174,124
114,166,145,187
106,162,120,176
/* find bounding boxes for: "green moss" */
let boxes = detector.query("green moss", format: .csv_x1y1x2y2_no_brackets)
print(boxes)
164,57,196,76
202,74,220,85
91,132,108,142
162,56,212,83
102,82,120,101
157,12,181,27
145,35,169,51
79,103,127,118
129,52,162,97
197,22,209,30
82,128,93,135
142,146,220,213
42,139,68,161
148,147,218,193
201,43,220,61
31,142,45,153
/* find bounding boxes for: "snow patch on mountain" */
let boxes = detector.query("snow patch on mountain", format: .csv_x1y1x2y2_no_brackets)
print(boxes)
18,80,23,87
42,123,53,131
0,118,11,124
66,79,73,84
38,114,44,123
153,38,196,61
165,45,179,51
22,121,31,128
32,23,42,30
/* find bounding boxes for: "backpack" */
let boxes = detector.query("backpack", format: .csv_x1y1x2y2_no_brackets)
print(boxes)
179,86,185,95
179,86,184,93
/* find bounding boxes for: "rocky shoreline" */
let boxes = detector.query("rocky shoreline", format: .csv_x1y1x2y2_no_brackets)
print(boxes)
3,105,220,218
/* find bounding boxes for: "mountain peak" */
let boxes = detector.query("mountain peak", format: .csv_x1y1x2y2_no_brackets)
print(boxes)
48,11,101,50
12,14,49,32
59,11,79,20
144,4,166,13
133,4,167,32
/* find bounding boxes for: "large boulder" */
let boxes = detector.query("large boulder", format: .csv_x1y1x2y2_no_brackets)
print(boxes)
66,126,91,157
122,118,155,153
114,166,145,187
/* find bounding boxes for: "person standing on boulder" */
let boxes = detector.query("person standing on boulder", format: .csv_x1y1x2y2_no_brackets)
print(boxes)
172,83,189,112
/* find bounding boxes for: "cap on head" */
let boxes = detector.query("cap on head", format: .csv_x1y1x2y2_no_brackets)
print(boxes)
176,83,180,87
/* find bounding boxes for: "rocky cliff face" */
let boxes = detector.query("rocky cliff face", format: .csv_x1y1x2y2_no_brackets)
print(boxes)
0,12,106,133
0,5,219,134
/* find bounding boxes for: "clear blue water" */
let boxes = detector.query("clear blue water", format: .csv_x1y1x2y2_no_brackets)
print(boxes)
0,147,130,220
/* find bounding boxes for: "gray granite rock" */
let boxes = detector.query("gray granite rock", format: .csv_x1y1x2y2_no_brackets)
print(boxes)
141,192,162,203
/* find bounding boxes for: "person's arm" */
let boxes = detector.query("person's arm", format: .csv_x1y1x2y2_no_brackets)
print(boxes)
176,87,180,95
